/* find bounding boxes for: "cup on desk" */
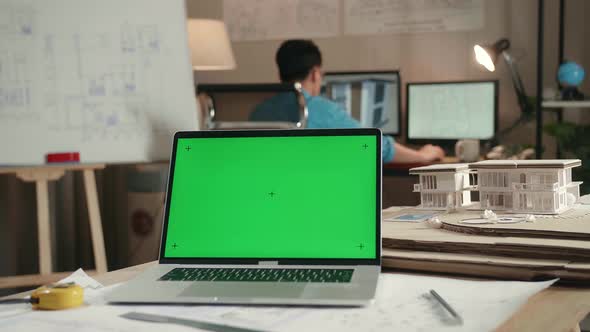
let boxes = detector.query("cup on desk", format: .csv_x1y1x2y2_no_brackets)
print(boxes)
455,139,480,162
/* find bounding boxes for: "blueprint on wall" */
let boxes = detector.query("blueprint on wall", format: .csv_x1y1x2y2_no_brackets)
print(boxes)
345,0,484,35
0,0,197,164
223,0,340,41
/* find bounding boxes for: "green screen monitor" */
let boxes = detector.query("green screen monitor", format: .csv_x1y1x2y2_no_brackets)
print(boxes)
406,80,498,145
160,129,382,264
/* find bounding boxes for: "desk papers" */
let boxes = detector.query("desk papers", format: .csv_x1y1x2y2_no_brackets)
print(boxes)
0,269,556,332
382,206,590,283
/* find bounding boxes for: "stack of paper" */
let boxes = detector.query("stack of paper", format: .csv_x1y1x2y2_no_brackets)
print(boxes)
382,205,590,284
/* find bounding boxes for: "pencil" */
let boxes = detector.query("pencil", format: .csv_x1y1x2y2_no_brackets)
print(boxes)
430,289,463,324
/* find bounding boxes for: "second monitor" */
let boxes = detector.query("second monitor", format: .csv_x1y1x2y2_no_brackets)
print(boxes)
406,80,498,144
322,71,401,135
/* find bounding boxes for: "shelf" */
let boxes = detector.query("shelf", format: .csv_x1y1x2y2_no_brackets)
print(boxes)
542,100,590,108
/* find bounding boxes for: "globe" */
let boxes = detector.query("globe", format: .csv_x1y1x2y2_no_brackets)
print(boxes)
558,61,585,87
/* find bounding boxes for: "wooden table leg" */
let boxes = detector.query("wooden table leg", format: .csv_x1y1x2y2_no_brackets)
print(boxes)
569,324,581,332
6,165,106,287
83,169,108,273
35,179,52,275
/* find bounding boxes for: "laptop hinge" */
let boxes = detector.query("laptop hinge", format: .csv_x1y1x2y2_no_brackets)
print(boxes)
258,261,279,266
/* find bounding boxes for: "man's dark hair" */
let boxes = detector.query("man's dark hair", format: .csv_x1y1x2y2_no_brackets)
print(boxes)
275,39,322,82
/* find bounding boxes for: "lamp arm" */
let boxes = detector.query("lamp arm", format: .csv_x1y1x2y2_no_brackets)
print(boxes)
491,51,535,144
493,113,528,143
502,51,532,114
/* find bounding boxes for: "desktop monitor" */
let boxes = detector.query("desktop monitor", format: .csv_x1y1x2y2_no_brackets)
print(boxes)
322,71,401,135
406,80,498,145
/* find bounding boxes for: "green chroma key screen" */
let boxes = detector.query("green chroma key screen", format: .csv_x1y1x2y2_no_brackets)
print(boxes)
163,134,378,259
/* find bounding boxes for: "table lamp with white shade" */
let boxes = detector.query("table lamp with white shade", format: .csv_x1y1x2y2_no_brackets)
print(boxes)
186,19,236,128
187,18,236,70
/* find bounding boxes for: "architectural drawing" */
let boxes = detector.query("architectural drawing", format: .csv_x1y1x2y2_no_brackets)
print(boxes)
344,0,484,35
0,0,197,164
223,0,339,41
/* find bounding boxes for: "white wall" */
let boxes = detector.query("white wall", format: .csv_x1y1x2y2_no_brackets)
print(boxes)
186,0,590,157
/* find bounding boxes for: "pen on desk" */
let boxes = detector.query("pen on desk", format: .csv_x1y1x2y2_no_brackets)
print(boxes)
429,289,463,324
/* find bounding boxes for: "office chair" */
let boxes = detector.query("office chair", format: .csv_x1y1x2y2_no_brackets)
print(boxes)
197,82,308,130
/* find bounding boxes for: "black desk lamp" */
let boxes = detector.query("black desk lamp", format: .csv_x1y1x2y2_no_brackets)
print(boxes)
474,39,534,140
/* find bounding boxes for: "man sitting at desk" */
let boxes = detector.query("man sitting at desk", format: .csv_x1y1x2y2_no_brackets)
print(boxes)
250,39,445,163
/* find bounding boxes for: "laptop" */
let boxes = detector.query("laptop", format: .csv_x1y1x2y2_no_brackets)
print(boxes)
107,128,382,306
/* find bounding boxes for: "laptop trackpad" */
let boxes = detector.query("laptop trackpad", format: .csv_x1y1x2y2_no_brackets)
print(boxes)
180,282,305,299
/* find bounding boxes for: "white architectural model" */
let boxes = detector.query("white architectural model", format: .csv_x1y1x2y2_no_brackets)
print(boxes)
411,159,583,214
470,160,582,214
410,164,475,210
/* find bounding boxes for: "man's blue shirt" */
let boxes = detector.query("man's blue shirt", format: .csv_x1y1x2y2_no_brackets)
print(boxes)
250,90,396,162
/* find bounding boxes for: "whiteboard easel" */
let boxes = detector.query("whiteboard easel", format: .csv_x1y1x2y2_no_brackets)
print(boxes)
0,164,107,288
0,0,198,165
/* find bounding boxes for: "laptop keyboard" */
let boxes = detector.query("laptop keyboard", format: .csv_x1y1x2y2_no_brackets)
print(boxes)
159,267,354,283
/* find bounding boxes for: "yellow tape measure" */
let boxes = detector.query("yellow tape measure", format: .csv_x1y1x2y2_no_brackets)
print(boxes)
30,282,84,310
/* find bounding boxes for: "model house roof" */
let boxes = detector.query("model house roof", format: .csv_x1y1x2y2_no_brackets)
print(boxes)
469,159,581,170
409,163,470,174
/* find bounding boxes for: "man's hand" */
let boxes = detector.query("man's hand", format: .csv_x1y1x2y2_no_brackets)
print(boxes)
390,142,446,164
419,144,445,162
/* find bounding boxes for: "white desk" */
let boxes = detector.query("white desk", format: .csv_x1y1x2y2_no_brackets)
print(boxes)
24,261,587,332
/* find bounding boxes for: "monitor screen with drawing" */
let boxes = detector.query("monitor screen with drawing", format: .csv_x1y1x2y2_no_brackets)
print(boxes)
406,80,498,144
322,71,401,135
